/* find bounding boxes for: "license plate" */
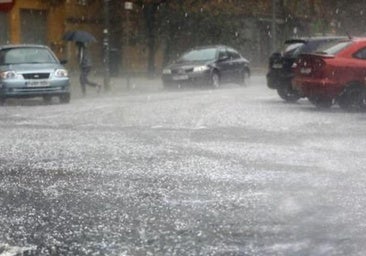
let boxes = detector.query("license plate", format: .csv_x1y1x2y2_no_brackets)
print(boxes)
173,75,188,81
300,68,312,74
272,63,283,69
26,80,50,87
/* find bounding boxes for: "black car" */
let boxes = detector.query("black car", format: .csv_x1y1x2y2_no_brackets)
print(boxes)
162,45,250,88
266,36,346,102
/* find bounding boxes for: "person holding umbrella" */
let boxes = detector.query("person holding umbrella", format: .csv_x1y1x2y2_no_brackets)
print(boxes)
76,41,101,96
63,30,101,96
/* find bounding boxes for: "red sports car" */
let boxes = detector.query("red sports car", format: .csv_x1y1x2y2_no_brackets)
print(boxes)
292,37,366,110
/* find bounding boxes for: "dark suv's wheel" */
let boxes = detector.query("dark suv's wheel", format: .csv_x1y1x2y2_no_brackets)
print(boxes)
277,83,301,102
338,84,366,111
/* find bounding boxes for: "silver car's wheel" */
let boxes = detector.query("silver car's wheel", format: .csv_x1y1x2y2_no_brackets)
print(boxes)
43,95,52,103
211,72,220,88
59,94,70,104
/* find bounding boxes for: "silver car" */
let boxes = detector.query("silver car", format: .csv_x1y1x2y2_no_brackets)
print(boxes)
0,44,70,104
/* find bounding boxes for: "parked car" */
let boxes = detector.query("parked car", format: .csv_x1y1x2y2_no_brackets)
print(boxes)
0,44,70,104
161,45,250,88
267,36,347,102
292,37,366,110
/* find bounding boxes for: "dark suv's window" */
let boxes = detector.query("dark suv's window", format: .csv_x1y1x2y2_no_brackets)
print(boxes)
281,43,304,57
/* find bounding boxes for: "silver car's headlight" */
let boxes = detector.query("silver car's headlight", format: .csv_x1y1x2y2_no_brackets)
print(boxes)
55,68,68,78
0,70,21,79
193,65,209,72
162,69,171,75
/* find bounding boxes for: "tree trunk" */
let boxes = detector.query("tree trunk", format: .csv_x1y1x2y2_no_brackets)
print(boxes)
144,3,157,77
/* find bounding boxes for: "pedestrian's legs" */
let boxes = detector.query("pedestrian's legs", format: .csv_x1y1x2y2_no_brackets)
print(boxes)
80,67,101,94
79,68,87,96
84,67,98,87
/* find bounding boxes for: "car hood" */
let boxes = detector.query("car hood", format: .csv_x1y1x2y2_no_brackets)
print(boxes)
0,63,63,73
166,60,213,70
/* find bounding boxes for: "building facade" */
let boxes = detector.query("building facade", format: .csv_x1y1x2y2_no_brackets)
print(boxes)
1,0,338,76
0,0,105,74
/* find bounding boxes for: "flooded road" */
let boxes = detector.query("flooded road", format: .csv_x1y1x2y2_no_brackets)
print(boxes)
1,75,366,255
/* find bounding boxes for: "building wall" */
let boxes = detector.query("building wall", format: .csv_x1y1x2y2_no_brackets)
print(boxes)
5,0,105,74
9,1,62,43
2,0,325,75
7,0,66,58
63,0,104,73
0,12,8,44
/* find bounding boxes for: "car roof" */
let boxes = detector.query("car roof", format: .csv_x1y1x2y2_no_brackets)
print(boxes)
348,37,366,42
284,36,348,45
192,45,234,50
0,44,49,50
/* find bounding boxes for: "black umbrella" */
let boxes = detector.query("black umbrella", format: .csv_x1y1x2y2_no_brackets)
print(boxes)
62,30,96,43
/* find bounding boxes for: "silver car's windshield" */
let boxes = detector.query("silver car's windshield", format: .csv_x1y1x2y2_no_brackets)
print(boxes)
179,48,217,62
0,47,58,65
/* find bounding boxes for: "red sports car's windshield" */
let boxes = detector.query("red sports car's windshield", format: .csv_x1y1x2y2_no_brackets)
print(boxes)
321,41,352,55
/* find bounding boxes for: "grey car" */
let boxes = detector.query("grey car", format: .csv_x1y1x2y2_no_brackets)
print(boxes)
0,44,70,104
162,45,250,89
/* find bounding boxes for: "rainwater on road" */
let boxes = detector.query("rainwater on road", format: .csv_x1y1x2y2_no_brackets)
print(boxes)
1,75,366,256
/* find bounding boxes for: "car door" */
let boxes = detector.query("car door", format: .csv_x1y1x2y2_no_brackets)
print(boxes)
216,48,232,83
350,46,366,84
227,48,243,82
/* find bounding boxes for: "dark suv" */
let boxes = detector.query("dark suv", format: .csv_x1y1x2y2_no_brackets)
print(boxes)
266,36,346,102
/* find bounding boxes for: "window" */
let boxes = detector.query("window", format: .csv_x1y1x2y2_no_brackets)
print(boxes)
218,49,229,60
20,9,47,44
322,41,352,55
227,48,241,59
180,48,217,62
1,47,57,65
354,48,366,60
0,13,8,44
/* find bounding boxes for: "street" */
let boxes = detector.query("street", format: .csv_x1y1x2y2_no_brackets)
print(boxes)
1,75,366,256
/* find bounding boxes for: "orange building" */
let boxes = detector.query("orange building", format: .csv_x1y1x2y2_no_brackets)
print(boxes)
0,0,109,74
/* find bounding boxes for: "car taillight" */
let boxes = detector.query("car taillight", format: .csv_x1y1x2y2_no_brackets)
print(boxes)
311,58,326,78
296,57,326,78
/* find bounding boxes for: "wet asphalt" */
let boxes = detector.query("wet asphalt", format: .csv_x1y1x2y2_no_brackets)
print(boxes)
1,75,366,255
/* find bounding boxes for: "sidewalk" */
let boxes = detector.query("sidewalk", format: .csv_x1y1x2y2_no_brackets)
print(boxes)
68,67,267,99
69,74,164,99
